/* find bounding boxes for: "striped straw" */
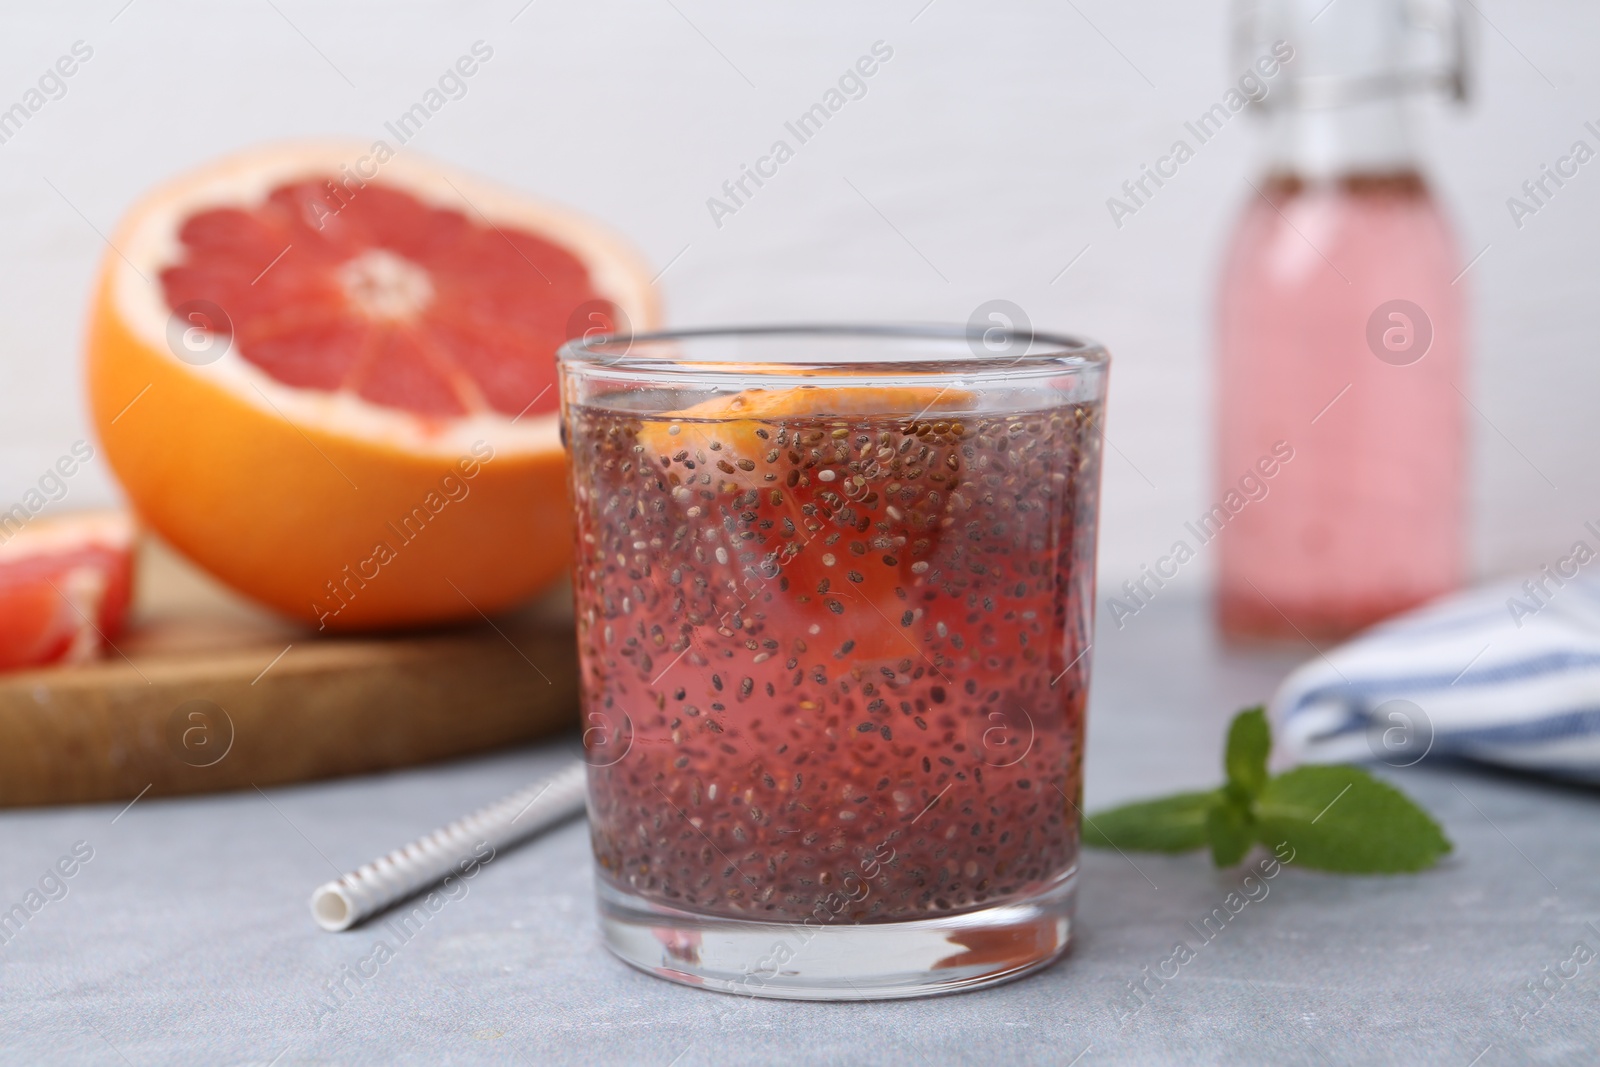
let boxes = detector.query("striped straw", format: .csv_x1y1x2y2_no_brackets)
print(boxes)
310,760,588,932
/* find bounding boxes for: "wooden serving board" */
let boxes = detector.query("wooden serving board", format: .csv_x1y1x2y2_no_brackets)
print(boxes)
0,539,580,808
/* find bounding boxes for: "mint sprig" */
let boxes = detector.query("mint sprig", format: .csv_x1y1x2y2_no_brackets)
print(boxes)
1083,707,1452,873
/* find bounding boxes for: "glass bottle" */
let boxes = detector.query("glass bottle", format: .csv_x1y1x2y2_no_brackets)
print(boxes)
1216,0,1470,641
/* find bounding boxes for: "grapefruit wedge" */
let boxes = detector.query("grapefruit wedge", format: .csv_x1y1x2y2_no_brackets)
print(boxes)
636,385,975,663
0,511,134,671
87,143,658,631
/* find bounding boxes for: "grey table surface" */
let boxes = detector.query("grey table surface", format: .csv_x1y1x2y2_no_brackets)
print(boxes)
4,594,1599,1067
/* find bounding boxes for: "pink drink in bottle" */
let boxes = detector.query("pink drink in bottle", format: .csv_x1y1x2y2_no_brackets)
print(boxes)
1217,0,1469,640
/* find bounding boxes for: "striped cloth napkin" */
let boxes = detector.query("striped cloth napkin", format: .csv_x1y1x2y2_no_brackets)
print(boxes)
1269,573,1600,782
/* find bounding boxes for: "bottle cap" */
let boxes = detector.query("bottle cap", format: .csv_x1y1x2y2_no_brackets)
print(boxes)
1233,0,1469,111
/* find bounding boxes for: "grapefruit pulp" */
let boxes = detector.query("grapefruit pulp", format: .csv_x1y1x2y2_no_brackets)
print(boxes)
0,511,135,671
633,385,974,662
87,143,658,630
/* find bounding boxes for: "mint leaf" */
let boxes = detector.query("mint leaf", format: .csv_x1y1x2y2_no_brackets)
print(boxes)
1082,790,1220,853
1223,706,1270,800
1254,765,1452,873
1080,704,1453,877
1206,797,1253,867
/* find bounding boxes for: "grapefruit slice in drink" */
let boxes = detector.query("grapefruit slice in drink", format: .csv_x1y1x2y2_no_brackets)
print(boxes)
636,385,976,664
87,143,658,630
0,511,135,671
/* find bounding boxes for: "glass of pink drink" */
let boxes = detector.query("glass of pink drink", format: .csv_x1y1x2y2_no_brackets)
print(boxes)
558,326,1108,999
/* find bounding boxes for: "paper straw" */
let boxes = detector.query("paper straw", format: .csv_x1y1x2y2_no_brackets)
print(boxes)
310,760,588,932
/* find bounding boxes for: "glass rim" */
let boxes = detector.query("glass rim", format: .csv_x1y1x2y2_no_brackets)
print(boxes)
556,323,1109,381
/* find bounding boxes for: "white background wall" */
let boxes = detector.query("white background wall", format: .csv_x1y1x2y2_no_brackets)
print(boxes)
2,1,1597,605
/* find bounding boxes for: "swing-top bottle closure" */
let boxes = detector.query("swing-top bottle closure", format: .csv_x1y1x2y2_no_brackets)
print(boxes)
1232,0,1470,181
1233,0,1469,112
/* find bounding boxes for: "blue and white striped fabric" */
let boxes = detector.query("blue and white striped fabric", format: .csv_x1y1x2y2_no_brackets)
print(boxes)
1270,575,1600,782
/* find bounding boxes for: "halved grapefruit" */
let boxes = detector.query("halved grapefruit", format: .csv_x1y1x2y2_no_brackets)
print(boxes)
0,511,135,671
87,143,658,631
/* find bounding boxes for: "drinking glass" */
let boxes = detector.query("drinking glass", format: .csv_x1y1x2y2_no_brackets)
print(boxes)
557,325,1108,1000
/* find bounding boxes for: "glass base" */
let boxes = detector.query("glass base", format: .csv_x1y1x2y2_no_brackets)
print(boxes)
596,867,1076,1001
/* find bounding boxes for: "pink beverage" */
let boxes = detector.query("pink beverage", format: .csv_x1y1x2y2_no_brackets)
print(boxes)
578,405,1096,918
1217,0,1468,640
1217,173,1464,639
